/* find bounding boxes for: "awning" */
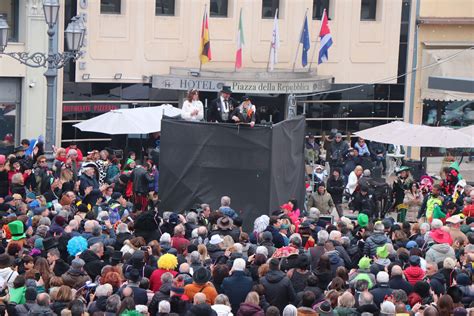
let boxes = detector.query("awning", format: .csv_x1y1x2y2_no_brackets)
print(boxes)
421,48,474,101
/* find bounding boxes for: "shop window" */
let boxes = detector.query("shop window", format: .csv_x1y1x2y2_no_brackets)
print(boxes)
91,83,121,100
210,0,228,17
156,0,175,16
0,0,19,41
0,104,17,152
360,0,377,21
312,0,330,20
262,0,279,19
101,0,121,14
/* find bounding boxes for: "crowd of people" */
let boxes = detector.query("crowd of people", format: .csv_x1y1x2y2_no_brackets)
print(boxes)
0,124,472,316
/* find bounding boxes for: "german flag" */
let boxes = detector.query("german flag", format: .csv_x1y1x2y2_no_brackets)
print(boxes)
200,10,211,65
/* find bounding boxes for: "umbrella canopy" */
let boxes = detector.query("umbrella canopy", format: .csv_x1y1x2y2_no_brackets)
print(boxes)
73,104,182,135
354,121,474,148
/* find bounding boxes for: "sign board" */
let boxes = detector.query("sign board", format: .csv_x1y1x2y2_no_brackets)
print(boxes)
152,75,331,94
63,104,120,113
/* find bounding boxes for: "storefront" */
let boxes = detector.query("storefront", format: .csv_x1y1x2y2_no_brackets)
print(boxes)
0,78,21,154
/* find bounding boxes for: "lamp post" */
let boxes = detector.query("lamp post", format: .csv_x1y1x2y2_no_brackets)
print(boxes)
0,0,85,157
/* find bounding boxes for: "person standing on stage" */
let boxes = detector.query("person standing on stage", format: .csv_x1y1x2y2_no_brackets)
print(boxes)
207,86,237,123
231,96,256,127
182,89,204,122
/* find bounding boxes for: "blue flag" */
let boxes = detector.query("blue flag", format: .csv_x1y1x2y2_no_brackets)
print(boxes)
300,15,310,67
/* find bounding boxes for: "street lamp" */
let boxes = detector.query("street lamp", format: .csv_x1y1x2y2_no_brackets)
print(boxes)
0,3,85,158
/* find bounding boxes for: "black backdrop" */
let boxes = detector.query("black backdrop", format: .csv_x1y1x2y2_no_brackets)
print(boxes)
158,116,305,229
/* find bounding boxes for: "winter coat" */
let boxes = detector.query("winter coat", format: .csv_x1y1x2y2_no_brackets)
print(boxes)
329,141,349,165
172,235,191,254
207,244,225,263
149,282,171,316
326,250,344,278
115,232,133,250
370,283,393,307
78,173,99,196
264,226,285,248
388,275,413,294
331,240,352,267
15,302,37,314
297,307,318,316
61,268,91,289
29,305,55,316
425,272,446,295
349,269,376,289
459,285,474,307
307,191,334,215
404,266,425,286
184,282,219,305
237,303,264,316
221,271,253,313
186,303,218,316
403,191,423,222
170,296,192,316
51,301,70,316
88,296,108,314
363,232,391,257
260,270,296,312
327,176,345,204
150,269,178,293
212,304,233,316
80,249,106,281
333,307,358,316
130,166,154,194
425,243,455,266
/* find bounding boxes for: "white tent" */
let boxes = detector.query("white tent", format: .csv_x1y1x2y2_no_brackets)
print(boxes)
354,121,474,148
459,125,474,137
73,104,182,135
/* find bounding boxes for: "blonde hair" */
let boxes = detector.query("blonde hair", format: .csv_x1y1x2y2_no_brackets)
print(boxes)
197,244,210,262
245,292,260,305
222,235,235,248
338,291,355,308
354,165,363,173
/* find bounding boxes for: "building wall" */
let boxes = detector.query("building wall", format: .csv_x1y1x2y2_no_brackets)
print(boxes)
404,0,474,158
77,0,402,84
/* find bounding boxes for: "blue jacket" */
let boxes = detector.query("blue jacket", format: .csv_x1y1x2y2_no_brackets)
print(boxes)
221,271,253,313
265,225,285,248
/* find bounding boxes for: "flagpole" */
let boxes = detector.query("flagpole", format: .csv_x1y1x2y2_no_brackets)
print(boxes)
308,8,325,72
235,8,243,72
267,9,278,72
292,8,309,72
199,4,207,72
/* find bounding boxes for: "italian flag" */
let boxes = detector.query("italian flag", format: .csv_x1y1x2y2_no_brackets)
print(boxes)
235,9,244,69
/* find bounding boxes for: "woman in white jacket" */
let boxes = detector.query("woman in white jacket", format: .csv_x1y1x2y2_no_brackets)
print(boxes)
346,165,363,196
182,89,204,121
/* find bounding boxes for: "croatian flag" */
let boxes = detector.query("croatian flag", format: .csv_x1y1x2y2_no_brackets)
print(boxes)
318,9,333,64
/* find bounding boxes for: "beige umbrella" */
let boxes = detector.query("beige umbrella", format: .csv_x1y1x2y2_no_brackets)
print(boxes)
459,125,474,137
354,121,474,148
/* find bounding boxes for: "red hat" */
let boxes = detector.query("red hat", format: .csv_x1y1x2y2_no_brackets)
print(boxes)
280,203,293,212
430,229,452,245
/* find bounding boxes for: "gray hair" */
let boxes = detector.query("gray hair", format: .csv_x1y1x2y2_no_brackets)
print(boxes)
116,223,129,234
233,243,243,254
194,293,207,304
317,230,329,245
160,233,171,243
190,251,201,264
420,222,431,233
221,196,231,207
106,294,121,313
92,225,102,236
161,272,174,284
255,246,268,257
90,242,104,255
186,212,198,224
38,217,51,226
289,234,302,247
159,301,171,313
282,304,298,316
95,284,113,297
214,294,231,306
374,223,384,233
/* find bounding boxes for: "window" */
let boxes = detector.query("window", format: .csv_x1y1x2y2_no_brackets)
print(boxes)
210,0,228,17
360,0,377,21
156,0,175,16
0,0,19,41
262,0,279,19
100,0,121,14
313,0,330,20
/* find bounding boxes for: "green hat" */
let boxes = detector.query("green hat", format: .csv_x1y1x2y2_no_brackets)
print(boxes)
376,245,389,259
357,213,369,228
433,205,446,219
358,256,371,270
126,158,135,166
8,220,26,241
395,166,411,174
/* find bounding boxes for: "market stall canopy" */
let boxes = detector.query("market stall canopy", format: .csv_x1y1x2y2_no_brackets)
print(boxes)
459,125,474,137
354,121,474,148
73,104,182,135
421,48,474,101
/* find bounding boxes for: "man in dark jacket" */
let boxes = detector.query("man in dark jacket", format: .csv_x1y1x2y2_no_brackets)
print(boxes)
186,293,217,316
370,272,393,307
260,258,296,312
207,86,238,123
79,163,99,196
326,168,345,217
364,222,392,257
221,258,253,313
388,265,413,294
351,185,377,219
424,261,446,295
130,162,154,211
119,269,148,305
61,258,91,290
369,141,386,173
264,216,285,248
328,133,349,170
29,293,55,316
80,242,106,281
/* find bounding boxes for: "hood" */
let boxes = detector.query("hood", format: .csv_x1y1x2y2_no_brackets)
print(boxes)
326,250,342,265
370,232,389,245
159,282,171,294
264,270,286,283
238,303,262,314
189,303,215,316
405,266,425,279
429,272,446,285
430,243,452,254
80,249,100,262
211,304,232,316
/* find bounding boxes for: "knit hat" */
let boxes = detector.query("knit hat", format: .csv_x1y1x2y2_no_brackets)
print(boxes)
409,255,420,266
456,273,470,286
232,258,246,272
157,253,178,271
358,256,371,270
406,240,418,249
376,245,389,259
357,213,369,228
8,220,25,241
26,192,36,200
316,301,334,316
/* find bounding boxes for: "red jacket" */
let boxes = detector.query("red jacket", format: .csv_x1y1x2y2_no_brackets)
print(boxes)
463,204,474,217
171,235,190,254
404,266,425,286
149,268,177,292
